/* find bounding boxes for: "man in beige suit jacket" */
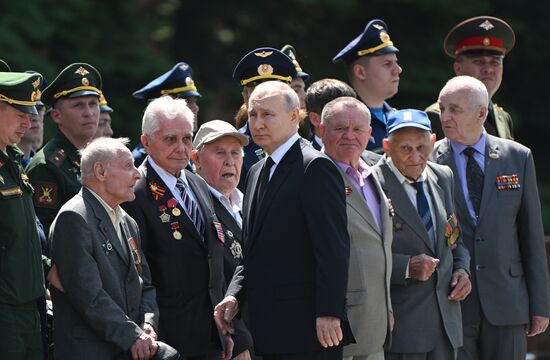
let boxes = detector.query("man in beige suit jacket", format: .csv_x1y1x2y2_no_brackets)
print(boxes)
321,96,393,360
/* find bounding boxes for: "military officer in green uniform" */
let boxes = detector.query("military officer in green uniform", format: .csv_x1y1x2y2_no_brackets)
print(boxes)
26,63,102,234
0,71,45,359
426,16,516,141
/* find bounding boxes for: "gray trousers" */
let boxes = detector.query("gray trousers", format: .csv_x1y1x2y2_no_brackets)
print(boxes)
343,351,385,360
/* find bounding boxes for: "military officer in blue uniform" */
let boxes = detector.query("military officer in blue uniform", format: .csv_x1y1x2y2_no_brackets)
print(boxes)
426,16,516,141
232,47,297,190
0,71,45,359
26,62,103,234
333,19,402,154
132,62,202,167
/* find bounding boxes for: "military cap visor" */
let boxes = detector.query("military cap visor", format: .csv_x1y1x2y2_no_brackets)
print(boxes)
444,16,515,58
133,62,201,100
41,63,102,106
0,72,43,115
333,19,399,64
233,47,297,87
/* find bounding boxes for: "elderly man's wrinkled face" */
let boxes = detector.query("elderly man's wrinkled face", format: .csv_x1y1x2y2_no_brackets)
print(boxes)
321,104,372,165
102,149,141,207
141,116,193,176
383,127,435,181
439,88,486,145
193,136,243,197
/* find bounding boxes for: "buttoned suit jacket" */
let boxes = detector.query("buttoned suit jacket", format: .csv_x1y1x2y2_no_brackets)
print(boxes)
50,187,158,359
337,151,393,357
372,158,470,352
227,138,351,355
211,196,253,356
122,158,226,357
432,135,550,327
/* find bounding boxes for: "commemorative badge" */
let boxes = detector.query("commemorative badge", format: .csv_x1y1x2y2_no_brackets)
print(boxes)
345,186,353,196
495,174,520,190
171,221,182,240
387,198,395,217
149,181,166,200
230,241,243,259
102,240,113,256
213,221,225,243
127,236,143,275
445,213,460,248
488,150,499,159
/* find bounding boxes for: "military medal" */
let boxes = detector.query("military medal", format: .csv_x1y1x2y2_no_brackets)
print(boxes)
230,241,243,259
127,236,143,275
345,186,353,196
149,181,166,200
213,221,225,243
171,222,182,240
495,174,520,190
159,212,171,223
387,198,395,217
173,231,182,240
445,213,460,248
172,208,181,217
167,198,178,208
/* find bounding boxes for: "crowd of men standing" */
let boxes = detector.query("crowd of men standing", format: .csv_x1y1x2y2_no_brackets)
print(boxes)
1,14,549,360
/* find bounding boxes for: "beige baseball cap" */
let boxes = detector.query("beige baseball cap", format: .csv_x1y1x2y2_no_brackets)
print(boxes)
193,120,249,149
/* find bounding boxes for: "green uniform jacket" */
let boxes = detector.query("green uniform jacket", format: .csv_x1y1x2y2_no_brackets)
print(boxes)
426,101,514,142
0,146,44,305
26,131,82,234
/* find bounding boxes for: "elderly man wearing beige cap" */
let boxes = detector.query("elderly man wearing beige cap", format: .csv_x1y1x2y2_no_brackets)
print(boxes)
192,120,254,360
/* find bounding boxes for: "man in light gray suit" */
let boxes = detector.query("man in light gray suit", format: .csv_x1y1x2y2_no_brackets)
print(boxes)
372,109,471,360
48,137,179,360
320,97,393,360
432,75,550,360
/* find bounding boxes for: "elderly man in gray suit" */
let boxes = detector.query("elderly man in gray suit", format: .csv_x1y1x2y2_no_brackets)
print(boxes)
320,97,393,360
48,137,178,360
371,109,471,360
432,75,550,360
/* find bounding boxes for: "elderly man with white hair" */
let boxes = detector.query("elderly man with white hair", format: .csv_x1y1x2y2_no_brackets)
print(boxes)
432,75,550,360
122,96,234,360
48,137,179,359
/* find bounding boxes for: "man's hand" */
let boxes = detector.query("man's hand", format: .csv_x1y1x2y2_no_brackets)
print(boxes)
222,334,234,360
47,265,65,292
448,269,471,301
316,316,342,348
130,332,158,360
232,349,252,360
214,296,239,335
409,254,439,281
141,322,157,340
526,316,550,337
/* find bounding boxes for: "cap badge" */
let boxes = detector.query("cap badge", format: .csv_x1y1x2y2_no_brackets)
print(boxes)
479,20,495,31
185,77,195,87
82,77,90,86
257,64,274,76
75,66,90,76
379,32,391,43
403,111,413,121
483,37,491,46
287,50,296,60
179,63,189,71
31,89,41,102
32,78,41,89
254,51,273,58
373,24,383,30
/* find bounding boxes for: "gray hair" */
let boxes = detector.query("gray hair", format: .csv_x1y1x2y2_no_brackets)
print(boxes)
321,96,371,126
80,137,130,181
249,81,300,111
142,96,194,136
439,75,489,108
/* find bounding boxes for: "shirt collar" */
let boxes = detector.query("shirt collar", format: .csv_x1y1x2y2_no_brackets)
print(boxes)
207,184,243,212
87,187,123,228
268,133,301,166
449,131,486,156
147,156,190,191
386,156,428,185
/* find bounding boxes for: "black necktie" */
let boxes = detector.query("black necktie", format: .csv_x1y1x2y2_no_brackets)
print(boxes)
411,181,434,238
257,157,275,204
463,147,484,217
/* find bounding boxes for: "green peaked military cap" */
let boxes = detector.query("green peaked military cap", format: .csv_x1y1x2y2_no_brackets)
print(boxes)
0,72,43,115
0,59,11,72
41,62,102,106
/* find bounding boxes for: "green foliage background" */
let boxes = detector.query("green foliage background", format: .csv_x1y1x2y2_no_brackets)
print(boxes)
3,0,550,228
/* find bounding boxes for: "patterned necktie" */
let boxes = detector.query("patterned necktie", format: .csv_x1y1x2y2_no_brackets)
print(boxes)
463,147,484,217
411,181,434,238
257,157,275,204
176,178,204,236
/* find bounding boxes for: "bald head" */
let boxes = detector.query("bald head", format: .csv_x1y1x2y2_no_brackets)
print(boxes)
439,75,489,108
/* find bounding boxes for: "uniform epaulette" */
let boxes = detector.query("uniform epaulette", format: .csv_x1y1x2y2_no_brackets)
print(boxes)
48,148,66,168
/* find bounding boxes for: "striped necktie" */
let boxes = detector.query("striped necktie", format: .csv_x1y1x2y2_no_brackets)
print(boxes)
176,178,204,236
411,181,434,239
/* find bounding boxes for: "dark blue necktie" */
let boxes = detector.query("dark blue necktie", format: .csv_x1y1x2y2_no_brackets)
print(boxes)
463,147,484,217
411,181,434,238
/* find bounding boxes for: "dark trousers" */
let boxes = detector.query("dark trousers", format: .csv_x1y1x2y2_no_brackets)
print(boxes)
0,302,43,360
262,346,343,360
386,322,456,360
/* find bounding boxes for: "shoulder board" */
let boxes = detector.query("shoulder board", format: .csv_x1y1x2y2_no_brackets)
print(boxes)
48,148,67,168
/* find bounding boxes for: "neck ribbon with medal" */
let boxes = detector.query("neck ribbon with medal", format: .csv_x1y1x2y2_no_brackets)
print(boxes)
149,180,184,241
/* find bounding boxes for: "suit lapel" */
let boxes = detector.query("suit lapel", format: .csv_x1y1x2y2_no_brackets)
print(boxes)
425,165,447,254
478,135,500,223
372,174,392,242
378,160,434,252
186,174,213,248
213,197,242,243
243,163,261,249
83,188,129,265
